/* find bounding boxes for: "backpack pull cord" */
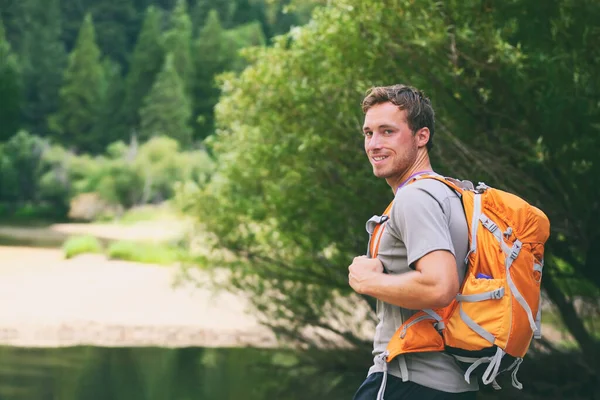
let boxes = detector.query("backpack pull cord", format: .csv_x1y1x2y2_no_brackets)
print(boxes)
463,353,493,384
510,358,524,389
375,351,389,400
481,347,505,385
463,347,505,385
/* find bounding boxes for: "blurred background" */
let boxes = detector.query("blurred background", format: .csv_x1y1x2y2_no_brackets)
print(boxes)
0,0,599,398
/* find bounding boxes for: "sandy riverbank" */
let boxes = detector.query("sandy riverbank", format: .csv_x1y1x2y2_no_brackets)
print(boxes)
0,246,278,348
0,222,568,349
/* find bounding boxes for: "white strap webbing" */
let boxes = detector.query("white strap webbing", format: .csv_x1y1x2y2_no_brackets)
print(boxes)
479,214,538,332
375,351,389,400
457,287,505,302
511,358,524,389
422,309,445,331
462,347,504,385
464,194,482,265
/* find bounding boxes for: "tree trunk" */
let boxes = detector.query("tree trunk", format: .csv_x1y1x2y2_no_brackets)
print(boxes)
542,267,599,374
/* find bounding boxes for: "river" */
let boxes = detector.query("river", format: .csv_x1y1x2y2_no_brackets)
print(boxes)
0,346,362,399
0,225,593,399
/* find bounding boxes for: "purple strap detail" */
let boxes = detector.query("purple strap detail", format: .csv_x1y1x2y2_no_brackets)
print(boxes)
396,170,434,192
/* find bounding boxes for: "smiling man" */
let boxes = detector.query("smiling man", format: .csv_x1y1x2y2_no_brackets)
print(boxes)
349,85,478,400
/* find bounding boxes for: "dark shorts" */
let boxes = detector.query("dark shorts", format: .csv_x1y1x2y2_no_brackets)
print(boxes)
353,373,478,400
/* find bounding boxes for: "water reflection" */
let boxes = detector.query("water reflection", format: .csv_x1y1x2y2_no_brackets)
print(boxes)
0,346,595,399
0,346,359,400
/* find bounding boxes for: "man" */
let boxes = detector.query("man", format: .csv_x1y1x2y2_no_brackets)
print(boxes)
348,84,478,399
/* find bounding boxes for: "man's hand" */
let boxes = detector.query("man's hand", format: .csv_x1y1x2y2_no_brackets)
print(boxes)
348,256,384,295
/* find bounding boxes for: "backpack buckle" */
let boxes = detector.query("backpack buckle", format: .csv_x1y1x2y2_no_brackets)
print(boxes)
510,240,522,259
475,182,489,193
480,216,498,233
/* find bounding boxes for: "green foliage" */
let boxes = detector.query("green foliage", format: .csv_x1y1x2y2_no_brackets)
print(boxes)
139,54,193,144
190,0,235,31
224,21,266,71
93,59,128,146
63,235,104,258
0,131,72,217
192,10,265,139
0,18,22,141
74,153,144,209
192,10,227,138
0,0,321,222
116,203,179,224
37,144,72,216
88,0,137,68
133,136,212,203
164,0,193,92
72,136,213,209
123,6,164,132
50,14,105,153
3,0,305,147
0,131,47,203
0,131,212,218
183,0,600,350
0,0,27,53
20,0,66,136
107,240,180,265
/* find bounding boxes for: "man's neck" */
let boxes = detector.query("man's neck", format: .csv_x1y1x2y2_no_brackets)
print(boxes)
387,155,432,192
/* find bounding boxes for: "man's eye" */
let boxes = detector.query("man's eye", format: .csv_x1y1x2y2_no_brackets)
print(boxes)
384,130,393,135
363,131,373,137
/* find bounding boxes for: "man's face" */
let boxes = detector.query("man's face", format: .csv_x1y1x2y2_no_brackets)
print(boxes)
362,102,418,183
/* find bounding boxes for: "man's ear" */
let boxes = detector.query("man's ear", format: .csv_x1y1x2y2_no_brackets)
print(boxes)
415,128,430,149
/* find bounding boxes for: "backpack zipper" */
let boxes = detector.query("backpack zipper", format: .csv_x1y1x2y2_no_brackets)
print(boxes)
399,314,435,338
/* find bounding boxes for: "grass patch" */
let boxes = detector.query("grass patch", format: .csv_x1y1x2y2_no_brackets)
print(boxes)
107,240,180,265
63,235,103,259
109,203,181,225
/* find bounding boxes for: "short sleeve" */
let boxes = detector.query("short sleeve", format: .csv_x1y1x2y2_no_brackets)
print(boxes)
389,185,455,269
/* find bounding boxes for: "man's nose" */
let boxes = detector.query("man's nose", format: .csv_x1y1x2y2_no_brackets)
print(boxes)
366,132,383,151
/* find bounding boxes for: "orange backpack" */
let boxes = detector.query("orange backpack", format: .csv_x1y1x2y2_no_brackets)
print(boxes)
370,175,550,390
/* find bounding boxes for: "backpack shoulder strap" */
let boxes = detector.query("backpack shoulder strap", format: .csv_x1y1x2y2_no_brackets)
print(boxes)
411,174,470,196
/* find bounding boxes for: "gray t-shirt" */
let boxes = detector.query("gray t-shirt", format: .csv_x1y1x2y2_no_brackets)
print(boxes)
366,178,479,393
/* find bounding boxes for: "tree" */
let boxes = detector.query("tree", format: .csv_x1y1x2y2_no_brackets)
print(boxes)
224,21,266,71
20,0,67,136
139,53,193,145
60,0,93,50
192,10,228,139
0,0,28,53
0,18,22,141
164,0,193,92
93,59,128,148
181,0,600,372
192,10,265,140
89,0,137,68
190,0,234,30
50,14,105,153
123,6,164,132
0,131,48,204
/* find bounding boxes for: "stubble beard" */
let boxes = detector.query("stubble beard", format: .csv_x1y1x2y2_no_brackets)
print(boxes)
372,153,413,181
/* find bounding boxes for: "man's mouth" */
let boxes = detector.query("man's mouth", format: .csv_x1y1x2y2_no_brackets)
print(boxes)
372,155,388,163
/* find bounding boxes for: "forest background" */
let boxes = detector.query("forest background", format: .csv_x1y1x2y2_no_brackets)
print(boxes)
0,0,599,398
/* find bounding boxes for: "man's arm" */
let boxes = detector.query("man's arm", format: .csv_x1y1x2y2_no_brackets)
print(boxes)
349,183,461,309
348,251,459,310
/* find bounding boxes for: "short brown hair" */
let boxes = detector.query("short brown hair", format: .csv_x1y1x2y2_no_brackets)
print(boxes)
361,84,435,150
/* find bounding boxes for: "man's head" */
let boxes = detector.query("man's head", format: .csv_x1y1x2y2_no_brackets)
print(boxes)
361,84,435,186
361,84,435,151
